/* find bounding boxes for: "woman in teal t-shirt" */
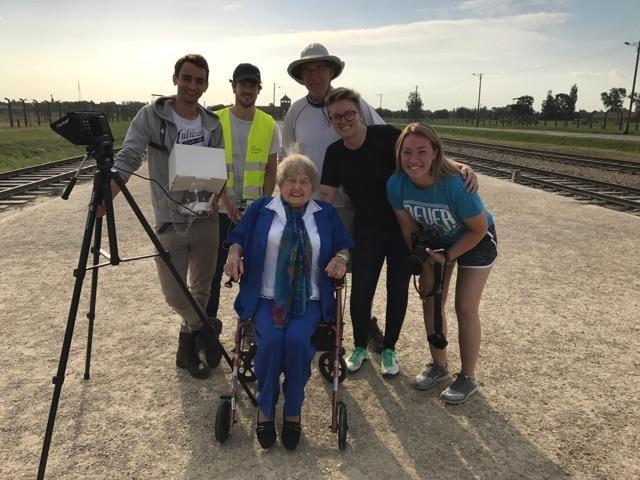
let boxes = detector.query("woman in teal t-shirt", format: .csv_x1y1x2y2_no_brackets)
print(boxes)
386,123,497,405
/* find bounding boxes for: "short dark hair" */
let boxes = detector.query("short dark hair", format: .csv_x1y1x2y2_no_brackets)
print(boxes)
174,54,209,81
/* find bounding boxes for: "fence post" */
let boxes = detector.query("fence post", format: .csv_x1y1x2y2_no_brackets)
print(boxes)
19,98,28,127
4,98,14,127
33,100,41,125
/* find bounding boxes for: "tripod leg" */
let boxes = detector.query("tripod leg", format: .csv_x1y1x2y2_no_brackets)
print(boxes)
84,216,103,380
103,174,120,264
113,176,258,406
38,174,103,480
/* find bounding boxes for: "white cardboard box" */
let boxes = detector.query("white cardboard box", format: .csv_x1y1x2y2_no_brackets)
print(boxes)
168,144,227,194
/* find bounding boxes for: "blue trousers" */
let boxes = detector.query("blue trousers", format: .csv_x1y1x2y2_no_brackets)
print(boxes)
254,298,321,420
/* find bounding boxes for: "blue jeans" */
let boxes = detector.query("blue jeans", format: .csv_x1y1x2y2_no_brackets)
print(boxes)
350,224,411,350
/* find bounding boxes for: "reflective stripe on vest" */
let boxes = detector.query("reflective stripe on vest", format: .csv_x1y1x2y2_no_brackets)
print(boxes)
215,107,275,200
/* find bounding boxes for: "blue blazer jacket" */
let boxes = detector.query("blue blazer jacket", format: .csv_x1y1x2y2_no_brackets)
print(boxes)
228,196,354,322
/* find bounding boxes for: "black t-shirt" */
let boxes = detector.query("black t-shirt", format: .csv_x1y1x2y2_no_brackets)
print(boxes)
321,124,401,231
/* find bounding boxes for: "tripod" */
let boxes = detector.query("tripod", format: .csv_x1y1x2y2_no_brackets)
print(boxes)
37,140,256,479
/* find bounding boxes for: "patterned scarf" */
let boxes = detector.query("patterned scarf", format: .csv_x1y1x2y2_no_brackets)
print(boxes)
272,199,312,327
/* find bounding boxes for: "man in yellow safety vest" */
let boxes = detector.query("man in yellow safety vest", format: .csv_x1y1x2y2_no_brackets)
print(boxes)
206,63,279,320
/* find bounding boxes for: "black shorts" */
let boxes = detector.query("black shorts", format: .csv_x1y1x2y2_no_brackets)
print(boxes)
456,224,498,268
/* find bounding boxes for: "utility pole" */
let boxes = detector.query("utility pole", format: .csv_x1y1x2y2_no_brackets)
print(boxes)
78,80,82,102
472,73,484,127
623,41,639,135
377,93,383,109
272,82,280,106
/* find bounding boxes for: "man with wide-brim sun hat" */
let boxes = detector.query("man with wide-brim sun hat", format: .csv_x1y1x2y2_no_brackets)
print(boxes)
281,42,383,189
287,43,345,88
281,42,387,355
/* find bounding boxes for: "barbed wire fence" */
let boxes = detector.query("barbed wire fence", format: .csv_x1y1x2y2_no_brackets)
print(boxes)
0,99,146,127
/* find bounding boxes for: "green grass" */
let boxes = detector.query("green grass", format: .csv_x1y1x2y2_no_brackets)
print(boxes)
0,121,130,173
392,123,640,162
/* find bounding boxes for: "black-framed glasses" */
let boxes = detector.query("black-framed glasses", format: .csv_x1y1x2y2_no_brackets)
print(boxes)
330,110,357,124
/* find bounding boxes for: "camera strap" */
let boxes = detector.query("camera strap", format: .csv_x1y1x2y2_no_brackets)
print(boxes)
418,261,448,350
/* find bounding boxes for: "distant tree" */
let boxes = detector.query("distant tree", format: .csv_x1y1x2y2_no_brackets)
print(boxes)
455,106,473,120
491,106,508,118
555,93,573,122
375,107,394,120
600,88,626,111
600,87,627,129
406,90,424,120
569,84,578,114
510,95,535,123
541,90,556,121
432,108,450,119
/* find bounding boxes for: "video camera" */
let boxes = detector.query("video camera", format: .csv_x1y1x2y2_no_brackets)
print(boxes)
50,112,114,147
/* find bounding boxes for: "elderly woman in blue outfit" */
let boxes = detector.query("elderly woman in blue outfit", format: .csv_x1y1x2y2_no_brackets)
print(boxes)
223,154,353,450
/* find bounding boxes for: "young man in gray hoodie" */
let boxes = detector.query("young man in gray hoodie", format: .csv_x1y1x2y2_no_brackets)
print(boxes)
111,54,223,379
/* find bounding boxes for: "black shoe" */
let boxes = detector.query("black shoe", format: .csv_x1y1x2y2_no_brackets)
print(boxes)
198,318,223,369
176,331,210,379
368,317,384,354
256,411,276,449
281,418,302,450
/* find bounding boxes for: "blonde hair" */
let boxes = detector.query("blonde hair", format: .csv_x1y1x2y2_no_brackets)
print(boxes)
325,87,361,109
276,154,318,190
395,123,459,181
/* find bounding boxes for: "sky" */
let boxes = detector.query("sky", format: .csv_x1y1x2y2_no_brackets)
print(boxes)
1,0,639,113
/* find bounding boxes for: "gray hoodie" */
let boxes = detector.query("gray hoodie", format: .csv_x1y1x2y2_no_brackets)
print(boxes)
114,96,223,225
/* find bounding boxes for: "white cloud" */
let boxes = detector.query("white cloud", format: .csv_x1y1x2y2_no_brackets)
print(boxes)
457,0,571,16
223,4,241,12
606,68,625,81
570,71,604,79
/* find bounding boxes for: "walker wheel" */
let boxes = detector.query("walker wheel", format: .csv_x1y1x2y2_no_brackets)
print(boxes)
337,401,348,451
215,398,232,443
318,352,346,384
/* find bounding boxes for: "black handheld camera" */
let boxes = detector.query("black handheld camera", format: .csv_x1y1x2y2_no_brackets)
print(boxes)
405,228,442,275
51,111,114,147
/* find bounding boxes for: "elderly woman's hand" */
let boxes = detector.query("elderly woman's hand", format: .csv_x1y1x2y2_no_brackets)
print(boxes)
325,252,348,279
224,250,244,282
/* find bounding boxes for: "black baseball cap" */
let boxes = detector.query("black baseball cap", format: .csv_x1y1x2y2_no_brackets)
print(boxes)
230,63,261,84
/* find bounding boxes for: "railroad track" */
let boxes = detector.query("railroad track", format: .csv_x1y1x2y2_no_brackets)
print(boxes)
448,151,640,215
0,151,121,210
443,138,640,174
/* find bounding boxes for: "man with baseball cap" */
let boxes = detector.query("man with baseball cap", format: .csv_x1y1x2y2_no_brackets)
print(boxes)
206,63,280,321
282,43,386,352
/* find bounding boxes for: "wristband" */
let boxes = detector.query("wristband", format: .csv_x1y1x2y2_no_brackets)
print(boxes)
334,253,348,264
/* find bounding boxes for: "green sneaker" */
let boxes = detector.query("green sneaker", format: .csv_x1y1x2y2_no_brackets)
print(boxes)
346,347,370,372
380,348,399,377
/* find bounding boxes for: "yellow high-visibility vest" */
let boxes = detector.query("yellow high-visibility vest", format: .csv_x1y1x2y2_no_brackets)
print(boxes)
215,107,275,200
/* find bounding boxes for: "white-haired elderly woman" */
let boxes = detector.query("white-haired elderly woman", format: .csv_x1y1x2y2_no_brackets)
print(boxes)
224,154,354,451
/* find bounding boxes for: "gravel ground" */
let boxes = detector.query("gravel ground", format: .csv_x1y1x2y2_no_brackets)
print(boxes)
1,170,639,479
